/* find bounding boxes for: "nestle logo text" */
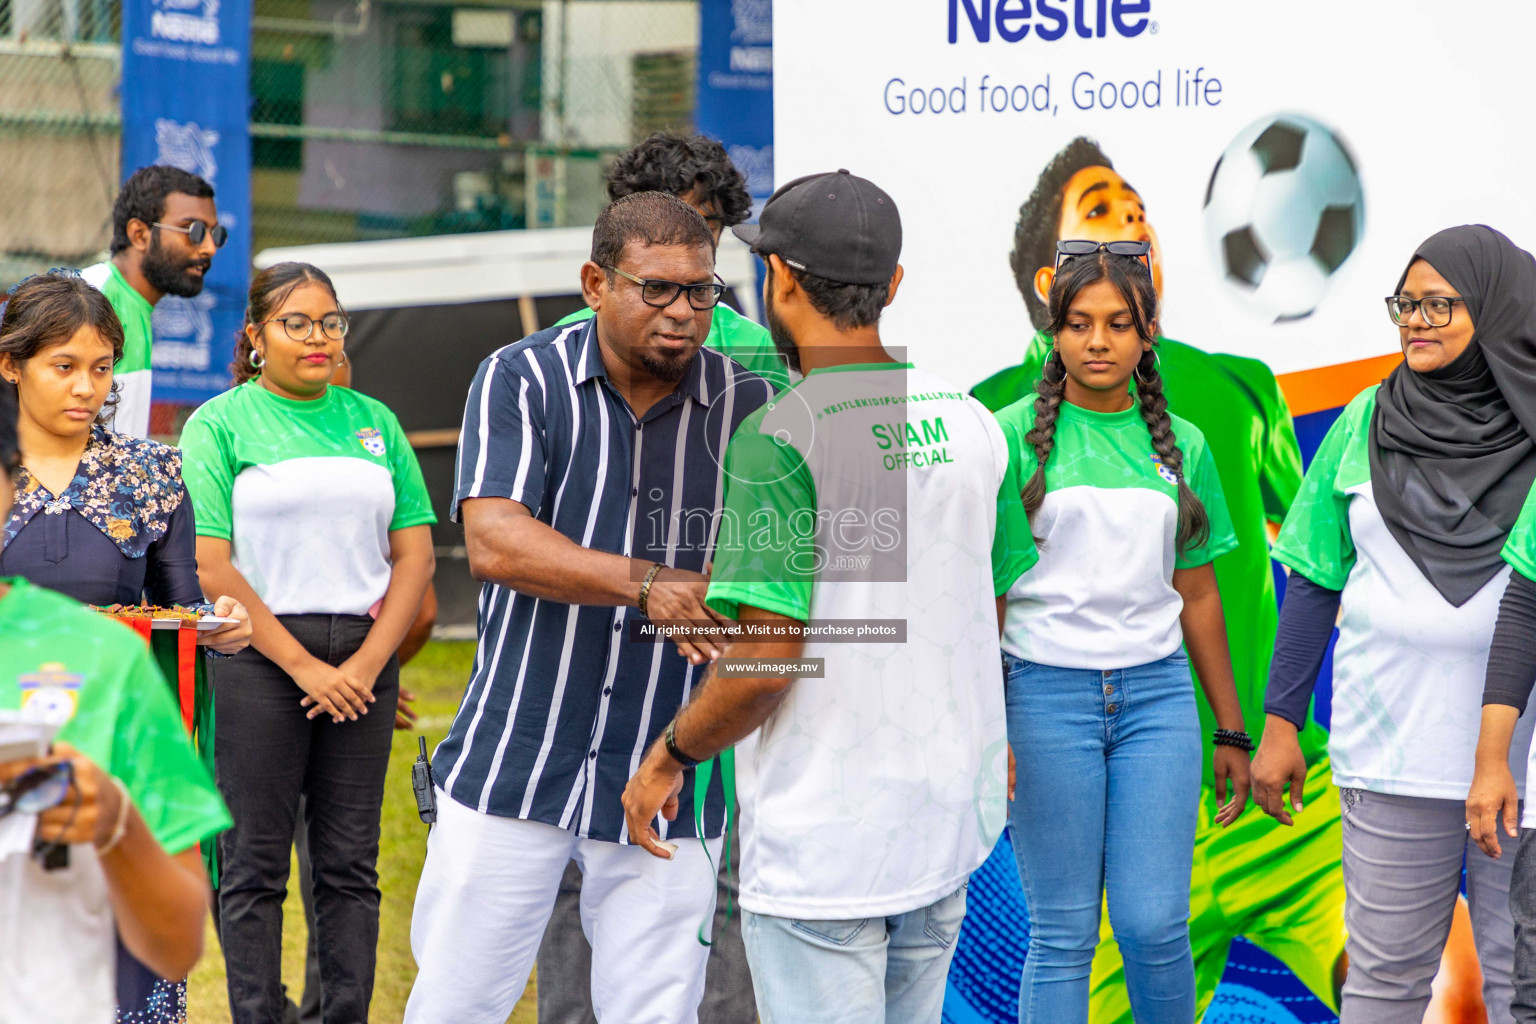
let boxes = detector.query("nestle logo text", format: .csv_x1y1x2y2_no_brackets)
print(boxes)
947,0,1151,43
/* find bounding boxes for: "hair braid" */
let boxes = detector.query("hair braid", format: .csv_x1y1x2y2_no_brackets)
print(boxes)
1020,348,1068,520
1133,348,1210,554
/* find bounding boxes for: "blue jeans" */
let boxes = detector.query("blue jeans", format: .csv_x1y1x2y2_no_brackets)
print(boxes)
1005,651,1201,1024
742,885,968,1024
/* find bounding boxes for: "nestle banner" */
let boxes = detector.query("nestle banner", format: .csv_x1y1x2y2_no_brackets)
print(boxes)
121,0,252,404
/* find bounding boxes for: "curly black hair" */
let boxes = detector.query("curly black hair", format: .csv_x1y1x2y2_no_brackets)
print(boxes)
109,165,215,256
590,192,715,272
606,133,753,228
1010,137,1114,331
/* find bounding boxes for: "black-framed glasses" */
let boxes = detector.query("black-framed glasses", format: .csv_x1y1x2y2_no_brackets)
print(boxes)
257,312,350,342
152,219,228,249
1385,294,1465,328
1055,239,1153,272
0,761,73,819
605,265,726,310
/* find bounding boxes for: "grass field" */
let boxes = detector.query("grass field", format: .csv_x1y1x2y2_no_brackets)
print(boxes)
186,640,537,1024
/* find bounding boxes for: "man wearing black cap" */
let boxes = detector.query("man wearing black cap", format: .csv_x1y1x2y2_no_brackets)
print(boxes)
623,171,1037,1021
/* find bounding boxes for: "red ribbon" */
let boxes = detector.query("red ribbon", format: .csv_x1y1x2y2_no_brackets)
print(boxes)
178,624,197,737
128,616,153,646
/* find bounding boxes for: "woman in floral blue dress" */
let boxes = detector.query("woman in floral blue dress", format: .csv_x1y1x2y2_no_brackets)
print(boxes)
0,271,251,1023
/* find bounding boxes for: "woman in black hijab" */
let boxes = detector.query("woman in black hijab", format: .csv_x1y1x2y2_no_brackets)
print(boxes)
1251,224,1536,1023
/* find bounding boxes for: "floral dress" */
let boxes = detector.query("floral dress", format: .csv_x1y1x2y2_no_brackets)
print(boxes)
0,425,214,1024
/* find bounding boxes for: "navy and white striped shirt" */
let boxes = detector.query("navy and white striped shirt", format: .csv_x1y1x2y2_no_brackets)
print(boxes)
435,318,773,842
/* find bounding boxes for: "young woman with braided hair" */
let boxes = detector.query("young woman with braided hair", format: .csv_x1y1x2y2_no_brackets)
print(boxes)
996,245,1252,1024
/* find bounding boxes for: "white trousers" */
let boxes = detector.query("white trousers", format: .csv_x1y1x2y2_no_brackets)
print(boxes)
403,790,722,1024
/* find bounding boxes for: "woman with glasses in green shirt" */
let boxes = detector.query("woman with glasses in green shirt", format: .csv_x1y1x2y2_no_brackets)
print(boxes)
180,261,436,1024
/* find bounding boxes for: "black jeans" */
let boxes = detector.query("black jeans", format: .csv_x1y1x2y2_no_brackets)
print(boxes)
215,614,398,1024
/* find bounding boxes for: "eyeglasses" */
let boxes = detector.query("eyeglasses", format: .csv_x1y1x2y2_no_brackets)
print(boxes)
152,219,228,249
256,312,350,342
1385,295,1466,329
1054,239,1153,272
0,761,73,819
605,266,726,310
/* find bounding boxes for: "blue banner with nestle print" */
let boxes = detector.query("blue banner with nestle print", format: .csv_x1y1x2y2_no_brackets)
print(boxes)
697,0,774,205
121,0,251,405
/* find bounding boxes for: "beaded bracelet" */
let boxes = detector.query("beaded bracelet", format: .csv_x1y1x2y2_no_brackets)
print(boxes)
1213,728,1254,753
95,776,132,856
636,562,665,618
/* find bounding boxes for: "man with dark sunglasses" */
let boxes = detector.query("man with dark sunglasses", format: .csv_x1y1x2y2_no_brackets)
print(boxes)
80,165,222,439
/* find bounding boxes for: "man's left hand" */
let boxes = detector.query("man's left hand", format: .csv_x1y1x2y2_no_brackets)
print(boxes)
622,743,686,860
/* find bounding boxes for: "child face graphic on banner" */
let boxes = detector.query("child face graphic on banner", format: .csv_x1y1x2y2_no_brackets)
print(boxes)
1031,165,1165,308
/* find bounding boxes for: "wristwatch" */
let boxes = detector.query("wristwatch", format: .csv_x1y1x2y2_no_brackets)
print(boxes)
664,720,703,769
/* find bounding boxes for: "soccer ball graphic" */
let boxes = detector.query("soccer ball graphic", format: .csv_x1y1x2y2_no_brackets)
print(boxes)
1203,113,1364,322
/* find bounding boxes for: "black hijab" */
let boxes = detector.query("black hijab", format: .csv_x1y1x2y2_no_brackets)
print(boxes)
1370,224,1536,607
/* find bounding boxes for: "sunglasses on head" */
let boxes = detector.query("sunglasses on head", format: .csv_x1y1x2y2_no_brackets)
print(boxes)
1054,239,1153,273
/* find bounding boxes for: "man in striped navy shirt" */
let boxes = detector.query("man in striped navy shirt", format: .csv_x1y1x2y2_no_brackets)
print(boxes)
403,192,772,1024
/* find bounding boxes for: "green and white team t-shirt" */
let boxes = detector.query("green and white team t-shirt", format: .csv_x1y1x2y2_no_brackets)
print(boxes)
81,262,154,440
0,578,230,1024
706,362,1038,920
1275,385,1535,801
996,398,1237,669
179,381,436,616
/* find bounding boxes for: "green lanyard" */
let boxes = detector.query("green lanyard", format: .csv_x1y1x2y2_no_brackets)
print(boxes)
692,747,736,946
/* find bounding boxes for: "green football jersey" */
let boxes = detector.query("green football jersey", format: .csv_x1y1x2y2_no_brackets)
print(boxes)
1275,386,1535,799
0,577,230,1024
180,381,436,616
557,300,791,392
975,330,1321,768
81,261,154,439
0,576,230,851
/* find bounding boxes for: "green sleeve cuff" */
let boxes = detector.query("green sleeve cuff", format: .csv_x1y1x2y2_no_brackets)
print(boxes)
706,584,810,625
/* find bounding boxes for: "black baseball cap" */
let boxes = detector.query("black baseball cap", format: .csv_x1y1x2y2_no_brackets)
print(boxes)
732,169,901,286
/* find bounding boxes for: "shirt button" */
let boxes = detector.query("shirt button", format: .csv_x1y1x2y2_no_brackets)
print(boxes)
631,487,638,497
588,750,597,760
613,622,621,632
603,687,613,695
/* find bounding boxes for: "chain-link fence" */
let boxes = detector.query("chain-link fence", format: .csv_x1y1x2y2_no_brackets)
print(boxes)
0,0,699,287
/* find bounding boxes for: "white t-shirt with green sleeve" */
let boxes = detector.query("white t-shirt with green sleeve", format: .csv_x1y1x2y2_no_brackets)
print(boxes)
1274,385,1534,800
179,381,437,616
705,362,1038,920
81,261,154,440
996,398,1237,670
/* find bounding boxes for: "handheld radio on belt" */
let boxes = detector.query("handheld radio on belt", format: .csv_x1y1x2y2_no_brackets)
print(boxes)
412,735,437,824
